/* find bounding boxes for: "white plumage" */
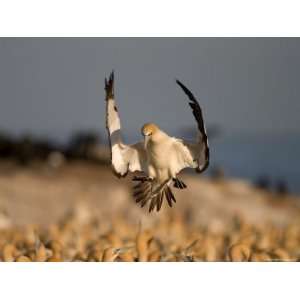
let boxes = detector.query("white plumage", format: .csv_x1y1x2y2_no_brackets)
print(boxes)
105,72,209,212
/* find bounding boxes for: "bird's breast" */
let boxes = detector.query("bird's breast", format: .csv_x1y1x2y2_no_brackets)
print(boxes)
146,140,174,170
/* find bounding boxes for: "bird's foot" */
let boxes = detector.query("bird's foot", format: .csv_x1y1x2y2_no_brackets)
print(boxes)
173,177,187,189
132,176,153,183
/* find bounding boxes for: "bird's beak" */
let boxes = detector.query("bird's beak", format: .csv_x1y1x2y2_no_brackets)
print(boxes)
144,135,150,148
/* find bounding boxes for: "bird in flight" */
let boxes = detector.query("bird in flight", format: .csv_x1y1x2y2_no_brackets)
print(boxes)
105,72,209,213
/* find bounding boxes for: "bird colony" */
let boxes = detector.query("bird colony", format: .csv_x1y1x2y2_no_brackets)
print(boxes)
0,203,300,262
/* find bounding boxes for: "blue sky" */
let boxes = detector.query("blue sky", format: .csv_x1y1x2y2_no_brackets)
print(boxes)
1,38,300,141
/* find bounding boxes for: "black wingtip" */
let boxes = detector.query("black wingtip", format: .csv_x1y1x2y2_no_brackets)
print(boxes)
175,78,184,87
175,79,184,89
110,70,114,81
105,70,115,100
176,79,188,94
176,79,198,103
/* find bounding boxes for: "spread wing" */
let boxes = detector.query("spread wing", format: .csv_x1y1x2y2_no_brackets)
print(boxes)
173,80,209,173
105,72,147,177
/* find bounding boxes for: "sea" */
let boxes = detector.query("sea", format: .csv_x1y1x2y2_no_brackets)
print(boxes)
123,131,300,195
209,133,300,195
25,129,300,195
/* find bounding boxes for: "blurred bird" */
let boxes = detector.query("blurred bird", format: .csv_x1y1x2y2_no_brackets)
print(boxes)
1,244,18,262
16,255,31,262
227,243,251,262
101,246,132,262
104,71,209,212
136,230,153,262
250,251,272,262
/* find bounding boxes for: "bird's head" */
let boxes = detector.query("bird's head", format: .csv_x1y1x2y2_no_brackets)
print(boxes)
141,123,159,137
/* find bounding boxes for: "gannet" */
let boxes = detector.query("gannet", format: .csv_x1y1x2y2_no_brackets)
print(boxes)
105,71,209,212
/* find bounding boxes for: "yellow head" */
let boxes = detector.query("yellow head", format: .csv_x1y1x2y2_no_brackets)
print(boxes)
141,123,159,137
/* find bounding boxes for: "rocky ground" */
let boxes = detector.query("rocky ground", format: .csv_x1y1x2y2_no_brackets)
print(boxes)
0,160,299,262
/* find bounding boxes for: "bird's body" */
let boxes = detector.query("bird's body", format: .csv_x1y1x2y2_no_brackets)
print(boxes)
104,72,209,212
145,131,175,180
144,131,194,181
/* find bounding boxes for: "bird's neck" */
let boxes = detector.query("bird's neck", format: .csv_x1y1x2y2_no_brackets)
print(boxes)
151,130,169,143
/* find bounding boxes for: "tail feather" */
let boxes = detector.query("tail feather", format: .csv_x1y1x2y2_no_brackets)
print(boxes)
132,177,177,212
173,178,187,189
134,182,152,204
156,192,164,212
165,186,176,207
164,189,172,207
149,195,158,213
140,196,150,208
133,182,151,199
136,192,148,204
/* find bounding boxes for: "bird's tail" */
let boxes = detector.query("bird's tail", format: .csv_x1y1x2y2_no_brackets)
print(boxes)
132,177,176,213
